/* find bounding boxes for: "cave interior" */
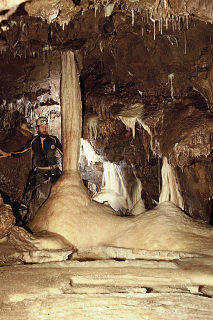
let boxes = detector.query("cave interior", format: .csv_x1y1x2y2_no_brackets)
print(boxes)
0,0,213,224
0,0,213,318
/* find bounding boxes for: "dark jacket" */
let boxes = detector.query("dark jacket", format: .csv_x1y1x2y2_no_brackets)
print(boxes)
11,135,63,168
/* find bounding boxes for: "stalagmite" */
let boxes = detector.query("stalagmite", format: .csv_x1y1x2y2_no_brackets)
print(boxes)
27,51,213,254
28,50,121,247
132,178,142,208
131,178,146,216
159,157,184,210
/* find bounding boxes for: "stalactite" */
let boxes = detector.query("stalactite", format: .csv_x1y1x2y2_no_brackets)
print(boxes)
116,103,144,139
131,8,134,26
153,18,156,40
87,115,98,140
168,73,175,99
105,3,115,17
160,17,163,34
186,14,189,29
118,116,137,138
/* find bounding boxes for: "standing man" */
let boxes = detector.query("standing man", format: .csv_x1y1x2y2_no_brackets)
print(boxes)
0,116,63,216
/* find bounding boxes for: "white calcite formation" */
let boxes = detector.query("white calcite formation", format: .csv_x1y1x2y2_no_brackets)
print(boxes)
25,51,213,256
1,248,213,319
159,156,184,210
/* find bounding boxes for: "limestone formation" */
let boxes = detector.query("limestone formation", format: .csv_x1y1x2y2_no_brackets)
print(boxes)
1,253,213,319
27,51,213,254
1,2,213,319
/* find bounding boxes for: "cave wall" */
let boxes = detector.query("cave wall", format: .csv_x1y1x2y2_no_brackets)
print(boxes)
0,51,61,203
0,1,213,222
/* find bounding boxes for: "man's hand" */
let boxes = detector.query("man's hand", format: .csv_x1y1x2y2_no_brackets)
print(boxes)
0,149,11,158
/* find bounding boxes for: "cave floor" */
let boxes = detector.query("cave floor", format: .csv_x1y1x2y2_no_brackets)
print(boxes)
0,238,213,320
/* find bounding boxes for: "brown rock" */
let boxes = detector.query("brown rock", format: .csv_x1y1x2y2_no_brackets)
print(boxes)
0,203,15,239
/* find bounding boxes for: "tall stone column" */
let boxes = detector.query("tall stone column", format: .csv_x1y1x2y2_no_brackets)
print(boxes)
29,50,92,236
60,51,82,172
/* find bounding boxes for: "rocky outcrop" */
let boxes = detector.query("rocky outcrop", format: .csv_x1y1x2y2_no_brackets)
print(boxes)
0,195,15,239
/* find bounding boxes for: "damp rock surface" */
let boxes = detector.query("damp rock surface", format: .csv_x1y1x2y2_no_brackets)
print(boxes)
0,203,15,239
0,242,213,320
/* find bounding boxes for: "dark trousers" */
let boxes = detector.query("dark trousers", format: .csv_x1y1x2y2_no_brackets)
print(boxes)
22,168,61,207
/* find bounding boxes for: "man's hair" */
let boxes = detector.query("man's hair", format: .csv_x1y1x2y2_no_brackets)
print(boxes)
36,117,48,126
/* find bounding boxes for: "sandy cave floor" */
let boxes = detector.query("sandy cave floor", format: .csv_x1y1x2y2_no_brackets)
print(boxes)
1,234,213,320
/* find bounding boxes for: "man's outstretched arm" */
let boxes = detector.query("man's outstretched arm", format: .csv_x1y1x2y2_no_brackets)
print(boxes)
0,149,11,158
0,138,33,159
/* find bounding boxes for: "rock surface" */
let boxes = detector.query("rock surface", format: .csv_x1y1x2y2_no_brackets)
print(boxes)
0,244,213,319
0,195,15,239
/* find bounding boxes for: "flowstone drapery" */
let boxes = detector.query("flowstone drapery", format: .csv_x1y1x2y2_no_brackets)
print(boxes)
28,51,213,253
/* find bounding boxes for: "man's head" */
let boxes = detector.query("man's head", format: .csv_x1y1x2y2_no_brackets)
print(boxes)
36,117,49,137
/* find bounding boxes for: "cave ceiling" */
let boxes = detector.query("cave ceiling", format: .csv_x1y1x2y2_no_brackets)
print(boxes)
0,0,213,133
1,0,213,103
0,0,213,222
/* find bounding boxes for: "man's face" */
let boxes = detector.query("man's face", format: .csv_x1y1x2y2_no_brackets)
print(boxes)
36,124,49,137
